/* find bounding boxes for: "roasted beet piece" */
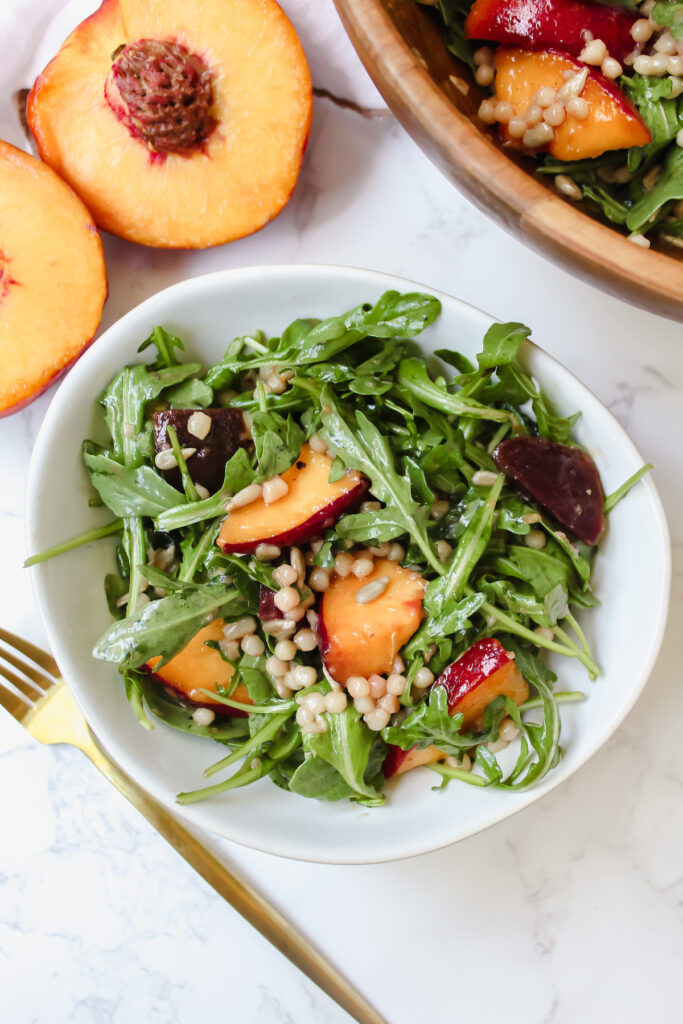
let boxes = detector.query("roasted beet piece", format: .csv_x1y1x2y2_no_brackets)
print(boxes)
492,436,604,546
258,585,279,622
153,407,247,493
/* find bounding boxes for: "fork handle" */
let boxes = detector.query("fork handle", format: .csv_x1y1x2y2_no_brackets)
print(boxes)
79,727,386,1024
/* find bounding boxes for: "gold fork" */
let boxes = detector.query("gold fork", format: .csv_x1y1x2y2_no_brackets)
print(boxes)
0,626,386,1024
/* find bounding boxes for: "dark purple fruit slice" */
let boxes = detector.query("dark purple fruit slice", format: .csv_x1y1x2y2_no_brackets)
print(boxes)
153,408,248,493
492,436,604,545
258,585,279,622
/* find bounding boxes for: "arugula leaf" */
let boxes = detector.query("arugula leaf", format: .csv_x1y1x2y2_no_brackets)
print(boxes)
164,378,214,408
652,2,683,41
250,408,305,480
627,146,683,232
382,686,507,755
139,674,250,742
83,445,185,517
92,581,249,669
477,322,531,370
398,358,511,422
137,326,185,369
288,757,353,802
336,508,411,543
155,447,255,532
302,705,385,805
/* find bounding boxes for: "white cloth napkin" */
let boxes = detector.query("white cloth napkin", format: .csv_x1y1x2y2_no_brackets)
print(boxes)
0,0,386,144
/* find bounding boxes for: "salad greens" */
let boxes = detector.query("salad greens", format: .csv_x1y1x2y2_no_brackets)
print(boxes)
28,291,648,808
419,0,683,246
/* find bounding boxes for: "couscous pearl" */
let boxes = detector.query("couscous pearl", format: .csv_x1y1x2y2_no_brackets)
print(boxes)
284,605,307,623
347,676,370,699
523,103,543,125
473,45,494,65
355,695,376,715
507,116,527,139
368,543,390,557
274,639,297,661
274,586,300,612
334,552,354,577
478,98,497,124
241,634,265,657
566,96,589,119
273,563,298,587
369,674,387,699
579,38,607,64
525,529,547,549
387,673,407,696
263,476,289,505
360,500,382,513
430,499,449,520
255,543,281,561
219,639,240,661
475,63,495,87
601,56,622,79
631,18,654,42
387,543,405,562
222,617,257,640
265,656,289,678
670,56,683,77
378,694,400,714
296,705,313,728
325,690,348,714
293,628,318,652
555,174,583,200
310,539,324,554
275,679,293,699
437,540,452,561
500,719,520,742
534,626,555,642
544,102,566,126
494,101,513,122
414,667,435,689
309,432,327,452
523,122,555,148
351,557,374,579
187,410,212,440
309,567,330,592
654,30,677,54
290,664,318,689
533,86,556,107
192,707,215,726
262,619,296,637
265,373,287,394
650,53,670,75
393,655,405,673
365,708,391,732
304,692,326,715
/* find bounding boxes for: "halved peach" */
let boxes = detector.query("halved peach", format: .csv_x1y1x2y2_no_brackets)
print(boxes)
494,48,650,160
0,140,106,417
146,618,251,714
319,559,426,684
27,0,312,248
217,444,367,553
435,638,529,730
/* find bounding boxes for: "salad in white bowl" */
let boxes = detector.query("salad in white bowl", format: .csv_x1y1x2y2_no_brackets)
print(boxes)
26,266,669,862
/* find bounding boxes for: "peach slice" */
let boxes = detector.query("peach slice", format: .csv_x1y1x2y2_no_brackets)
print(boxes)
319,559,426,684
383,745,444,778
217,444,367,554
0,140,106,417
494,48,650,160
466,0,638,64
27,0,312,248
146,618,251,714
435,638,529,731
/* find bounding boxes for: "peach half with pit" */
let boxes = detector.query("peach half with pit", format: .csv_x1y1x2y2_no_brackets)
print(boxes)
27,0,313,248
0,139,106,417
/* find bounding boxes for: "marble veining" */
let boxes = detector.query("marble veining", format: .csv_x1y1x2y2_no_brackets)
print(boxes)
1,2,682,1023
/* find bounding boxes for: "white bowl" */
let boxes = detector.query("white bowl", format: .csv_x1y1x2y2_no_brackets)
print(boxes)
27,265,671,863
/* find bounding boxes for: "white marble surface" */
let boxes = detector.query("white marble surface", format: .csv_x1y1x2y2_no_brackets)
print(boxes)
1,2,682,1023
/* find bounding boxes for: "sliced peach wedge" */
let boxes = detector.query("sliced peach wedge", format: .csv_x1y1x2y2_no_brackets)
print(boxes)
217,444,367,554
146,618,251,715
27,0,312,248
0,140,106,417
319,559,426,684
435,638,529,731
494,48,650,159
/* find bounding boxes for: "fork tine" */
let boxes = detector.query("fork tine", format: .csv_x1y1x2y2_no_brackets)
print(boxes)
0,670,34,719
0,627,60,678
0,662,43,703
0,645,55,691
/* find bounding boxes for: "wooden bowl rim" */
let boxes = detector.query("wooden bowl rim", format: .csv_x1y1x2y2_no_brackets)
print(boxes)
334,0,683,322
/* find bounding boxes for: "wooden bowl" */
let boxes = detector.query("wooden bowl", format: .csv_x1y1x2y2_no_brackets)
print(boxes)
334,0,683,321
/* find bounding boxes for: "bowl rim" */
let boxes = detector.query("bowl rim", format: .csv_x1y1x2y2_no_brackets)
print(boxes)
333,0,683,323
26,263,672,863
